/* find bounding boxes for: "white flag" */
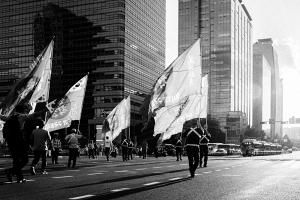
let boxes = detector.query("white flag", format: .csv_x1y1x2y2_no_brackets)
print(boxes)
0,40,54,116
44,75,88,132
102,96,131,141
29,40,54,113
156,74,208,141
149,39,204,141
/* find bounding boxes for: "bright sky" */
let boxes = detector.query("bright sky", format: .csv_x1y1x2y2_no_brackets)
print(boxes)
165,0,300,121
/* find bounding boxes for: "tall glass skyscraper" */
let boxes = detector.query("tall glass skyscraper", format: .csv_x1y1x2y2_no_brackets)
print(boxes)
178,0,252,144
0,0,165,138
253,38,283,139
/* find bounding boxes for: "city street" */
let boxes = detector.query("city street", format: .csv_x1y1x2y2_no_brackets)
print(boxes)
1,152,300,200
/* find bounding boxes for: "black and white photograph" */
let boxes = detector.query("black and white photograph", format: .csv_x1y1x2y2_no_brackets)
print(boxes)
0,0,300,199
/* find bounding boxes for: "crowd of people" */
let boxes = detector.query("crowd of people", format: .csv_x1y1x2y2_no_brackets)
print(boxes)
0,103,211,183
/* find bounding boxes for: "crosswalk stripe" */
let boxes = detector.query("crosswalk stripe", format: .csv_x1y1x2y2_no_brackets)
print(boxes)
203,171,212,174
69,194,95,199
153,166,163,169
143,182,160,186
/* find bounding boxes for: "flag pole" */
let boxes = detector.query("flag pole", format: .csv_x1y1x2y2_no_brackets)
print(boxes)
77,73,89,135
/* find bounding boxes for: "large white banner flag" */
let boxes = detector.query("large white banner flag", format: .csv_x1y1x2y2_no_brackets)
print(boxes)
156,74,208,141
45,75,88,132
149,39,205,140
29,40,54,113
0,40,54,117
102,96,131,141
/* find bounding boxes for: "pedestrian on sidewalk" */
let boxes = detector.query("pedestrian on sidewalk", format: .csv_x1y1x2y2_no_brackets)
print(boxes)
184,120,201,178
65,128,82,168
30,118,51,175
51,132,61,164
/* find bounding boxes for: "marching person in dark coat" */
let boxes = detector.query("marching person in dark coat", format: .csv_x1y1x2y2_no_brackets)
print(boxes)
199,124,211,168
121,138,129,161
175,137,183,161
1,104,46,183
184,121,202,178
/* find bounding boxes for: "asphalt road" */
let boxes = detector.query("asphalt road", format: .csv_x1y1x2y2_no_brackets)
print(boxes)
1,152,300,200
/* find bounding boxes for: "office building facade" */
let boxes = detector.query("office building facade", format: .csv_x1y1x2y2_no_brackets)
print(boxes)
253,39,283,138
178,0,252,143
252,52,272,135
0,0,165,138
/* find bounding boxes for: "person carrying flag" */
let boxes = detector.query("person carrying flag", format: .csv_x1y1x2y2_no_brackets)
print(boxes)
184,120,202,178
121,138,129,161
175,136,183,161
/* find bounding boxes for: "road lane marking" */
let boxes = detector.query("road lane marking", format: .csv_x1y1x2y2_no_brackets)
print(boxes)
179,164,188,166
203,171,212,174
222,175,241,177
169,177,183,181
153,166,163,169
215,169,222,172
111,188,130,192
143,182,160,186
195,173,202,176
87,173,103,176
52,176,73,179
69,194,95,199
115,170,129,173
134,168,148,171
4,179,35,184
167,165,176,168
224,168,230,170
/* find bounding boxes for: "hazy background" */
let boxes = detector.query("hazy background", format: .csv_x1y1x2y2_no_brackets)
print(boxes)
165,0,300,121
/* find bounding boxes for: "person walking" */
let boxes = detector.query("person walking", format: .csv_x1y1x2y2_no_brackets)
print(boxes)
65,128,82,168
175,137,183,161
184,120,202,178
1,104,45,183
30,118,51,175
121,138,129,161
142,140,148,159
104,136,113,161
51,132,61,165
128,140,134,160
88,141,95,159
199,125,211,168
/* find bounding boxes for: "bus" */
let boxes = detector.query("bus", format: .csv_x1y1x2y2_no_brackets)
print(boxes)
241,139,282,156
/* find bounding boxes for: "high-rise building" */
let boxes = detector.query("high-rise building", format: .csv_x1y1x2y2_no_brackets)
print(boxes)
253,38,283,138
252,50,272,135
0,0,166,139
178,0,252,144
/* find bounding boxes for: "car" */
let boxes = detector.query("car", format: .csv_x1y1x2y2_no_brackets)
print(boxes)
287,148,293,153
211,148,227,156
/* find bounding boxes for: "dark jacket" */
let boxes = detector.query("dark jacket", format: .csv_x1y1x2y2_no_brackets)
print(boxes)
200,129,211,145
184,127,202,146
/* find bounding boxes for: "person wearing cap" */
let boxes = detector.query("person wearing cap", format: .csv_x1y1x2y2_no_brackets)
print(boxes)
184,120,202,178
65,128,82,168
51,132,61,164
